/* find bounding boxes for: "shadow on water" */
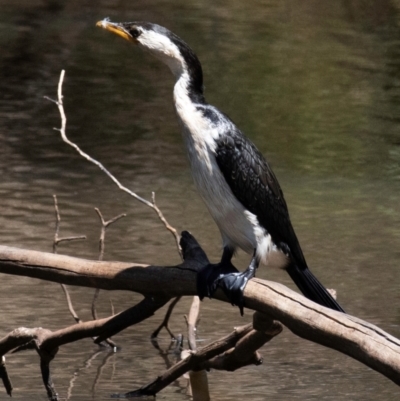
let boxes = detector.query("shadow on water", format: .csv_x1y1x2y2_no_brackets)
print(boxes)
0,0,399,399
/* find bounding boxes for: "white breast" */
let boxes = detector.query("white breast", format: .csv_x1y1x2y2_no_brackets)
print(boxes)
173,77,273,264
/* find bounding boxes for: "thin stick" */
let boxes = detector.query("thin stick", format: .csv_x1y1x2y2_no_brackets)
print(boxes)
45,70,182,258
0,356,12,396
53,195,86,323
47,70,185,341
94,208,126,262
184,296,209,401
60,284,81,324
92,207,127,320
53,195,86,253
151,296,181,340
186,296,200,352
91,208,125,349
122,324,253,397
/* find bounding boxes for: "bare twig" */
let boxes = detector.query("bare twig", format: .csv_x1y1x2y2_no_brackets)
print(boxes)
94,208,126,262
200,312,282,372
60,284,81,324
0,356,12,397
151,192,182,258
53,195,86,324
92,289,100,321
39,345,59,401
0,297,170,361
0,295,170,398
121,324,254,397
92,208,126,319
151,296,181,340
47,70,184,340
122,313,282,398
53,195,86,253
45,70,181,256
53,197,117,351
184,296,209,401
186,296,200,352
92,208,125,348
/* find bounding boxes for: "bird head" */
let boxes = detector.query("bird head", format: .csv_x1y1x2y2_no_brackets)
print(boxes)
96,19,162,47
97,19,196,78
97,19,204,97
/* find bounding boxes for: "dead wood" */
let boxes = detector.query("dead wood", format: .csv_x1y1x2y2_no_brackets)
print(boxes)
0,231,399,392
123,312,281,397
124,323,254,397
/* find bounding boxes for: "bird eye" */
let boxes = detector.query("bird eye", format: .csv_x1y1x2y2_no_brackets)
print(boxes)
130,27,141,38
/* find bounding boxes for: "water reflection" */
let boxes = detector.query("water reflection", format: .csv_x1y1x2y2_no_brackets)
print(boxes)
0,0,399,399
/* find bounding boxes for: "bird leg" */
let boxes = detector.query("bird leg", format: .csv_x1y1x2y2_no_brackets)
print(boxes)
197,248,259,316
197,247,238,300
215,250,259,315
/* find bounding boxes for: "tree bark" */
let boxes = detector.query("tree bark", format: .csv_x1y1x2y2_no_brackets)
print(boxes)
0,231,399,387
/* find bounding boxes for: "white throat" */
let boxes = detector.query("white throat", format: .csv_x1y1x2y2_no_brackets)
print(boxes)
137,30,187,79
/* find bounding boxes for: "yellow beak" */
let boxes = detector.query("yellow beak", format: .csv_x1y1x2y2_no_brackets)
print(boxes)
96,20,135,43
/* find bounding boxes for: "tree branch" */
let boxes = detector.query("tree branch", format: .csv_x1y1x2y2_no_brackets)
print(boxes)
0,232,399,387
123,323,254,397
45,70,182,258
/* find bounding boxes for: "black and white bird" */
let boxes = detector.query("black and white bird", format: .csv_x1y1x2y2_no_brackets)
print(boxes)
97,19,345,314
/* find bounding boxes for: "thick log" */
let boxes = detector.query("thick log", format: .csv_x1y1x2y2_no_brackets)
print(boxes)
0,245,197,297
0,232,399,386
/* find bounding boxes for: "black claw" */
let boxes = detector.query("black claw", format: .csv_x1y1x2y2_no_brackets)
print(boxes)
215,269,254,316
197,249,258,315
197,262,238,300
197,263,255,315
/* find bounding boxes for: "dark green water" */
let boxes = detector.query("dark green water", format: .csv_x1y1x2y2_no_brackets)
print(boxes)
0,0,399,399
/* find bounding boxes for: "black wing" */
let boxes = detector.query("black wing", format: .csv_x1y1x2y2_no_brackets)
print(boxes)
214,128,308,269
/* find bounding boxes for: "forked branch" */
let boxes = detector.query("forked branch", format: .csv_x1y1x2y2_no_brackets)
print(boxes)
0,232,399,388
45,70,181,257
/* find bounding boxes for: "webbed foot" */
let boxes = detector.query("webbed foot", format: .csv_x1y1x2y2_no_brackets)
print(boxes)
197,249,259,316
214,268,255,316
197,260,238,300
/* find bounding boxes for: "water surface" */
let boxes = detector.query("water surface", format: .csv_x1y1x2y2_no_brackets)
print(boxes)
0,0,399,399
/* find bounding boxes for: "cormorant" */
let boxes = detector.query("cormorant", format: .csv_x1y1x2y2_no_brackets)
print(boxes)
96,19,345,315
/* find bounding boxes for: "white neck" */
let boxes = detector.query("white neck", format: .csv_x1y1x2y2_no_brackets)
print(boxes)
138,32,187,79
173,72,206,132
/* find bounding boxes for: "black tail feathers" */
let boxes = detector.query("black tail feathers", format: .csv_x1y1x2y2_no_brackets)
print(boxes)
286,264,345,312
